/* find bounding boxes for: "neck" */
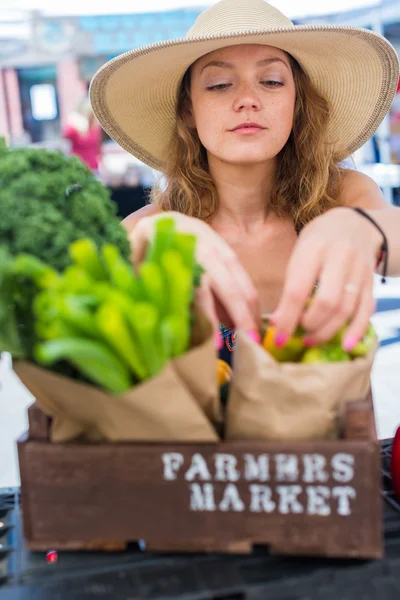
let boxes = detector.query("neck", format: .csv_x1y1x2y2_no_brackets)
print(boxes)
209,156,276,233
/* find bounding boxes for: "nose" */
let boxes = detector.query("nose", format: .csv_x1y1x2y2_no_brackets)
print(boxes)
233,82,262,112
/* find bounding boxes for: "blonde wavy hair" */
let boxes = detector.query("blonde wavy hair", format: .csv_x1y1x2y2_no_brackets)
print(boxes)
151,54,347,230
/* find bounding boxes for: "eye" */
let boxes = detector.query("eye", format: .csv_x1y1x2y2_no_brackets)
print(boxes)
261,80,284,88
206,83,232,91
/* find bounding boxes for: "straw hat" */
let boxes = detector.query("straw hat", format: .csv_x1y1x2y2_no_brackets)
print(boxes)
90,0,399,171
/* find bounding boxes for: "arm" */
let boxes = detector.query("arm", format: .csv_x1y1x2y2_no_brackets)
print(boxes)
339,169,400,276
122,204,160,233
271,169,400,349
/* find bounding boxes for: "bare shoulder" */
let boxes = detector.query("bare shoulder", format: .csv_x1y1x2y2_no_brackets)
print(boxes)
338,168,387,209
122,204,161,234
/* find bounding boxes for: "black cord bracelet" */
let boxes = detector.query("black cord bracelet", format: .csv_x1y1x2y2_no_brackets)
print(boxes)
352,207,388,284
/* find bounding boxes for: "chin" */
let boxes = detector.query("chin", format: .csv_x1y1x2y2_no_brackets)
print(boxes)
223,152,276,166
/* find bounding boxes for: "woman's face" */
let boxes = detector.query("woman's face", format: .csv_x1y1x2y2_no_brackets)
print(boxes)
190,44,296,167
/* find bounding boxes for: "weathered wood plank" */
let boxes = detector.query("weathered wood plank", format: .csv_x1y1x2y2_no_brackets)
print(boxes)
343,390,377,441
28,403,50,440
17,436,382,558
24,539,127,552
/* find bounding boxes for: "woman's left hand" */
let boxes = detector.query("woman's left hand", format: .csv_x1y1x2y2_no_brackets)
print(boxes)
270,207,382,352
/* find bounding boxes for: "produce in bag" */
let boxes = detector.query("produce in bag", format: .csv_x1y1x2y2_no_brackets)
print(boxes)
1,205,219,440
262,322,377,363
217,359,233,387
226,311,377,442
29,220,199,391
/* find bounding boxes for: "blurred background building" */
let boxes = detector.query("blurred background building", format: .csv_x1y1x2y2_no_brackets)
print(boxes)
0,7,206,214
1,0,400,213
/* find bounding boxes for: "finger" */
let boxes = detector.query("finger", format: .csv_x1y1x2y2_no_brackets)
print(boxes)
195,274,219,327
342,271,376,351
303,290,361,346
212,267,259,332
199,244,260,324
203,254,259,332
223,252,260,322
195,274,221,350
301,251,364,339
214,296,235,330
272,239,322,342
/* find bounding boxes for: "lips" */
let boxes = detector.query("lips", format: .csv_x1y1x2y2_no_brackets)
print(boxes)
231,122,265,132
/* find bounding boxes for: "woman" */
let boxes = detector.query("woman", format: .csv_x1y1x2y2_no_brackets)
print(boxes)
90,0,400,356
63,97,102,173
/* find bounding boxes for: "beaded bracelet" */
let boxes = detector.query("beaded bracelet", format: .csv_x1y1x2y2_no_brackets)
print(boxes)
352,207,388,284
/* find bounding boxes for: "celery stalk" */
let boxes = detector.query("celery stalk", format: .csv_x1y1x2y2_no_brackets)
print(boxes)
35,318,82,341
160,313,190,358
57,295,99,338
124,302,165,377
171,232,196,272
161,250,192,315
145,217,175,265
33,290,60,323
95,301,148,380
12,254,60,289
102,244,139,297
69,239,107,281
138,262,166,316
61,266,94,294
35,337,132,394
102,289,165,373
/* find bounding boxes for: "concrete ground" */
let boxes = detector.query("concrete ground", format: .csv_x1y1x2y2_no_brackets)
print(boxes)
1,277,399,489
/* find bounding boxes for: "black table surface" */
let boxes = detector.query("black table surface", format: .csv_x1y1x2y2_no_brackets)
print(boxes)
0,439,399,600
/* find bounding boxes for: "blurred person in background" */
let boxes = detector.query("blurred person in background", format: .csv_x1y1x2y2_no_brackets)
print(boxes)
62,97,102,173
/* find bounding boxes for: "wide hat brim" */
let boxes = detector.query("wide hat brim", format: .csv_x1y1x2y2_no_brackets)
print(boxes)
90,25,399,171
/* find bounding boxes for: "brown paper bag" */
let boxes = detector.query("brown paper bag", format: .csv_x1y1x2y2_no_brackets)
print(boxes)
175,307,222,427
226,330,378,441
14,309,220,443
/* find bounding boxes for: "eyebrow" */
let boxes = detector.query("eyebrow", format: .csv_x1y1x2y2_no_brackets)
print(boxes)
201,57,290,73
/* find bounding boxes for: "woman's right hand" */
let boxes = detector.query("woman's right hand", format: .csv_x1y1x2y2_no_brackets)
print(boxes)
128,211,260,344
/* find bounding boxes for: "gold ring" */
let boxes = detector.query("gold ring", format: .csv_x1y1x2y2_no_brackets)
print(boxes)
344,283,358,295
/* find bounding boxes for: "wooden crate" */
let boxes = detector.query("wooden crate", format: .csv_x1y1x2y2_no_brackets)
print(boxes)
17,393,382,558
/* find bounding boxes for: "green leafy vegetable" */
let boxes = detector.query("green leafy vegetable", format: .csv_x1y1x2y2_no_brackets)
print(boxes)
35,338,132,394
0,146,130,271
0,214,204,393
